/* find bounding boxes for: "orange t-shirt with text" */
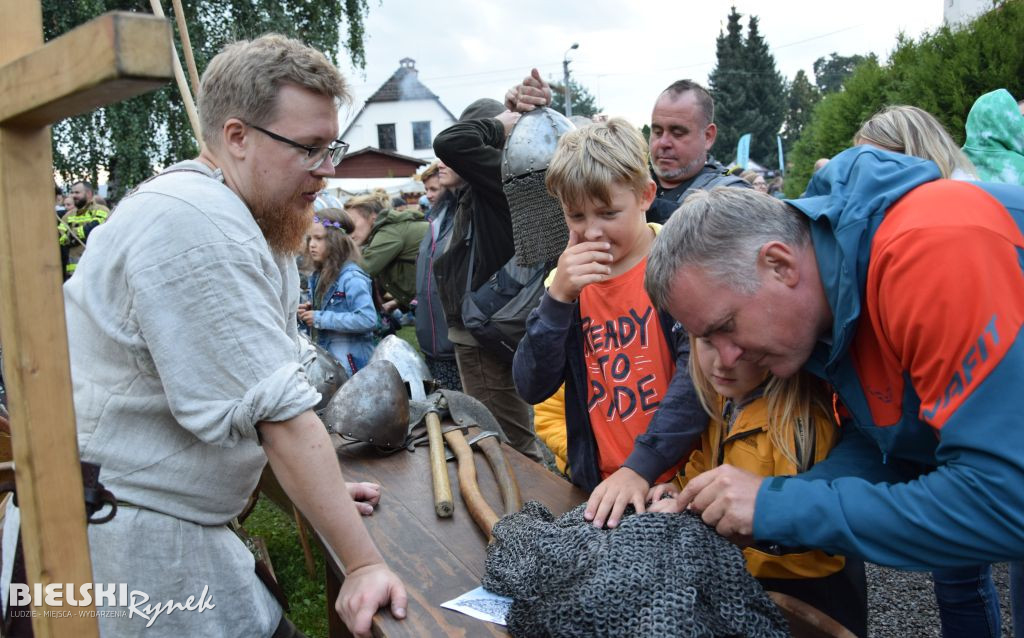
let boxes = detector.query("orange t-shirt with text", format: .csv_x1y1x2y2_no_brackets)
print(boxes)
578,256,678,482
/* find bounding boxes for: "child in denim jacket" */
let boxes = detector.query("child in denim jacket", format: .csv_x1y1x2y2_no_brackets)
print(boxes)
299,208,377,373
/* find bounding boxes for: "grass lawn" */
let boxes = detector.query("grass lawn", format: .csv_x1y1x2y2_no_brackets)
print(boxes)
245,498,329,636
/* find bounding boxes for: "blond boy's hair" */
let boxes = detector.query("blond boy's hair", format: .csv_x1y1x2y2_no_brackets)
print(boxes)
545,117,651,209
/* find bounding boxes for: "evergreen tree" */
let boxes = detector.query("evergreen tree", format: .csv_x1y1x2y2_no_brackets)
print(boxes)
742,16,786,166
707,7,745,163
43,0,372,200
709,7,786,167
813,53,870,94
782,70,820,153
550,77,601,117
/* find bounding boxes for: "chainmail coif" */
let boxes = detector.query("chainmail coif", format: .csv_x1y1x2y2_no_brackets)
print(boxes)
504,171,569,267
483,501,789,638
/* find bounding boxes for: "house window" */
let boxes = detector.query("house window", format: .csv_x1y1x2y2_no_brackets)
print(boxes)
377,123,396,151
412,121,432,150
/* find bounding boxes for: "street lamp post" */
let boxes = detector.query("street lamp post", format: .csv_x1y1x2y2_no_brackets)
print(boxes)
563,42,579,117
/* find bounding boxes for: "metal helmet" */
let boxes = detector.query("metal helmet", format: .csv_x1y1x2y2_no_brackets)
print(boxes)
297,332,349,412
321,360,410,451
501,108,576,266
368,334,433,401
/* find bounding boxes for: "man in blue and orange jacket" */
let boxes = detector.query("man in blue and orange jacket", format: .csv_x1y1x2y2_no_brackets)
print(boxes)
644,145,1024,570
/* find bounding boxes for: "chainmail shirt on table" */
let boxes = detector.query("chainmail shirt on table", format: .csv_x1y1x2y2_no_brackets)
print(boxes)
504,171,569,267
483,501,789,638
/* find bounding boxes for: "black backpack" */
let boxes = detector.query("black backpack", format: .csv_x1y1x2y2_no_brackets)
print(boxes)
461,236,551,361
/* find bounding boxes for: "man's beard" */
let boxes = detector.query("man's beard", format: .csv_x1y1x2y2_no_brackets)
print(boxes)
652,152,707,184
249,180,324,253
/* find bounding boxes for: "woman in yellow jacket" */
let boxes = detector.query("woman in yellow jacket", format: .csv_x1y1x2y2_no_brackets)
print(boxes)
650,335,868,637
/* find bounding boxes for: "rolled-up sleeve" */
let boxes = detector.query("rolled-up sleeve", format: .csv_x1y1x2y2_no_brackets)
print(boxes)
129,240,319,445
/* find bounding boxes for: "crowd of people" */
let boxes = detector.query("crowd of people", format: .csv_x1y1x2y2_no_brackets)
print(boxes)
21,29,1024,638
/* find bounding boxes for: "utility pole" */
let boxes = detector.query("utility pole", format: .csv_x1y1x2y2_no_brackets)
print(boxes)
563,42,578,117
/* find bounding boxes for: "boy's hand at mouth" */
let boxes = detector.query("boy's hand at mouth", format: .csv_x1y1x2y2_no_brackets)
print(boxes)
548,230,613,303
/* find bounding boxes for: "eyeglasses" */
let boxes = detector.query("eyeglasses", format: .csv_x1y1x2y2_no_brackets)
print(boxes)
245,122,349,170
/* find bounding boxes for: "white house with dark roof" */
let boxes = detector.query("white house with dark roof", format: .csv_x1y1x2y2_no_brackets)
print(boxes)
340,58,456,160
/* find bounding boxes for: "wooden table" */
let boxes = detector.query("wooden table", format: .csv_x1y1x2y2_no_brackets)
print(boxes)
269,438,586,637
263,443,849,638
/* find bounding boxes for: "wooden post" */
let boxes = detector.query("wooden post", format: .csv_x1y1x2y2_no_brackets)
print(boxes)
147,0,202,142
0,7,172,635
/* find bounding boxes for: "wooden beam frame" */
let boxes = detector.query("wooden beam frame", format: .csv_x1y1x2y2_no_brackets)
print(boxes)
0,7,172,635
0,12,171,127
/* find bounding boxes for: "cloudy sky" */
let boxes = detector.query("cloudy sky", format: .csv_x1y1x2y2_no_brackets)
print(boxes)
337,0,946,129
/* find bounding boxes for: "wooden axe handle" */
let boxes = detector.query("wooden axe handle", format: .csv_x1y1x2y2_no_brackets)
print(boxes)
425,412,453,517
474,434,522,515
443,429,499,541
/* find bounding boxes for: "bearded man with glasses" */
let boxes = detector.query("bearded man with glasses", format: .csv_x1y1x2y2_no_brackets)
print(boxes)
51,34,406,638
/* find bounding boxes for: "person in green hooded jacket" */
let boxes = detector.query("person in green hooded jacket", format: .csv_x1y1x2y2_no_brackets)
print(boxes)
961,88,1024,185
345,190,428,311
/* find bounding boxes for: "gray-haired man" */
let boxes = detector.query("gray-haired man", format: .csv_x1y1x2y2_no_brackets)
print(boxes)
644,147,1024,576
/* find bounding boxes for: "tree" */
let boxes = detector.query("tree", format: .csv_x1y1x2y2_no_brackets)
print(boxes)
707,6,745,163
781,70,820,153
549,77,601,118
785,57,891,196
709,7,786,167
786,0,1024,196
741,16,786,166
43,0,372,200
813,53,870,94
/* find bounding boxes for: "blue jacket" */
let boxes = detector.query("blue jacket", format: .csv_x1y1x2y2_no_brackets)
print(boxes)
513,287,707,493
308,262,377,373
754,146,1024,569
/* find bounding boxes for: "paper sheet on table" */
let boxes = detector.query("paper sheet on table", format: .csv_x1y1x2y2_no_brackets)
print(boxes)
441,586,512,626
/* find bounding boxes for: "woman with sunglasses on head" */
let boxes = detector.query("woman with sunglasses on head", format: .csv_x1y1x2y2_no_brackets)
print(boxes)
298,208,378,374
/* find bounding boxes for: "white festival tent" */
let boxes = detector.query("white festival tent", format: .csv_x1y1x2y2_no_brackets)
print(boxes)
322,177,424,204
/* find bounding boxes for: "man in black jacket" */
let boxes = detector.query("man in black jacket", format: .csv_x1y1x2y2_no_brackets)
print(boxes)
433,99,545,462
644,80,749,222
413,162,462,391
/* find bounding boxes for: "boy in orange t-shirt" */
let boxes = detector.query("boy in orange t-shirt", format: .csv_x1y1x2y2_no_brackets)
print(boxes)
512,118,707,528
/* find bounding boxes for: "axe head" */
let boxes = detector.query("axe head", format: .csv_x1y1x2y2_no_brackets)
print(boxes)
322,360,410,451
439,389,507,443
368,335,433,401
407,391,442,433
